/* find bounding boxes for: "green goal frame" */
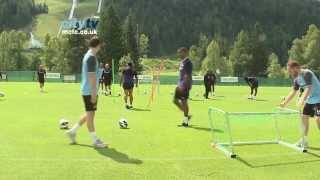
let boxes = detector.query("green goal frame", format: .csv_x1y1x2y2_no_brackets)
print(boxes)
208,107,307,158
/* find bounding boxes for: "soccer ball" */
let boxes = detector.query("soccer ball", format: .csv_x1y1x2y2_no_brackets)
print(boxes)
0,92,5,97
59,119,69,130
119,118,128,129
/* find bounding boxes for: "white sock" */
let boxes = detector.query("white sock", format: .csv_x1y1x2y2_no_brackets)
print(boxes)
70,123,81,134
90,132,98,142
183,116,189,123
303,136,308,142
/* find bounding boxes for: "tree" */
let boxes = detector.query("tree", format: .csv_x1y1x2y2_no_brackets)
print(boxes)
189,45,201,71
197,33,210,61
229,30,252,76
289,24,320,74
0,31,28,70
65,34,87,73
267,53,285,79
123,13,141,71
98,5,125,71
201,40,232,76
248,23,269,76
104,0,320,57
139,34,149,57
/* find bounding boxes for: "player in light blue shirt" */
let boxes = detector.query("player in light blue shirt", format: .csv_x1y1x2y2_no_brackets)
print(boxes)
280,60,320,147
66,37,107,148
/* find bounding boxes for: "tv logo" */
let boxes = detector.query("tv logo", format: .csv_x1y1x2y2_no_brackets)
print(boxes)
60,18,100,35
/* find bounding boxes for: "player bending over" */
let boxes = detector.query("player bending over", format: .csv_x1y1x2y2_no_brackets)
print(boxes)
204,70,216,99
120,62,138,109
173,47,193,127
66,37,107,148
102,63,113,96
245,77,259,100
37,65,46,92
280,60,320,147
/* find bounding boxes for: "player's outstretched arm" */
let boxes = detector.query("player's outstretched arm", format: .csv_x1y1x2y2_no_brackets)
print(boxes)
280,89,297,108
297,85,312,107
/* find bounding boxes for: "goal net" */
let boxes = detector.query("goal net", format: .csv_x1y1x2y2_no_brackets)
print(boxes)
208,107,307,158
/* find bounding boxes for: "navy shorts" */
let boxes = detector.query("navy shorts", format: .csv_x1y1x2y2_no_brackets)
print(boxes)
174,87,190,101
82,95,98,112
104,79,112,86
123,83,134,90
303,103,320,117
39,78,45,84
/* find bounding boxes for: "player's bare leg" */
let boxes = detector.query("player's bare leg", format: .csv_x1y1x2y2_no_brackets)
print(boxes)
108,85,112,95
124,90,130,109
86,111,96,132
40,83,44,92
297,115,310,147
129,89,133,108
316,116,320,130
173,99,184,112
181,100,191,126
85,111,106,148
66,115,87,144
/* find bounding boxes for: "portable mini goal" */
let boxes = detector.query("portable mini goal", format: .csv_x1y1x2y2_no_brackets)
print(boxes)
208,107,307,158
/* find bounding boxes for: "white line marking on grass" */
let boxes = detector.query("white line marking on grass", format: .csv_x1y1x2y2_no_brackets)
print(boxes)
0,152,311,162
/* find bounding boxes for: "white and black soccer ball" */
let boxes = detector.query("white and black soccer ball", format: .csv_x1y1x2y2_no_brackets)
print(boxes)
59,119,69,130
119,118,128,129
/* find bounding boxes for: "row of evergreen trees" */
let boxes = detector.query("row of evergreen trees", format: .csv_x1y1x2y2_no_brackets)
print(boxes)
0,0,48,31
105,0,320,61
195,24,320,78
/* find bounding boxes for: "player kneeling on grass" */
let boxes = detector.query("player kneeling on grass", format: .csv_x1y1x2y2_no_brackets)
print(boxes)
245,77,259,100
66,37,107,148
280,60,320,148
120,62,138,109
173,47,193,127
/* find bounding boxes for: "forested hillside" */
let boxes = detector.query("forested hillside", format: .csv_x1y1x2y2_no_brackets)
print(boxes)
0,0,48,31
105,0,320,61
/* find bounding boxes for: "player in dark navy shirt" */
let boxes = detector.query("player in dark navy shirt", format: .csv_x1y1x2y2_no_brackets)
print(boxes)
173,47,193,127
99,63,104,92
204,70,216,99
102,64,113,96
245,77,259,100
37,65,46,92
120,62,138,109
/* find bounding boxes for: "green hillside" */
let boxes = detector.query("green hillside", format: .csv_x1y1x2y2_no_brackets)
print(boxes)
33,0,99,39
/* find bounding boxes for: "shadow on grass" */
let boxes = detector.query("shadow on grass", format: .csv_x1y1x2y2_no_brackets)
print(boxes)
104,94,121,98
247,98,268,102
308,146,320,151
177,125,224,133
206,98,222,101
76,144,143,165
253,99,268,102
129,108,151,112
189,98,205,102
236,152,320,168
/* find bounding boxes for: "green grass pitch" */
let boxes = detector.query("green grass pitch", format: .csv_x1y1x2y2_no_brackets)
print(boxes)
1,82,320,180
